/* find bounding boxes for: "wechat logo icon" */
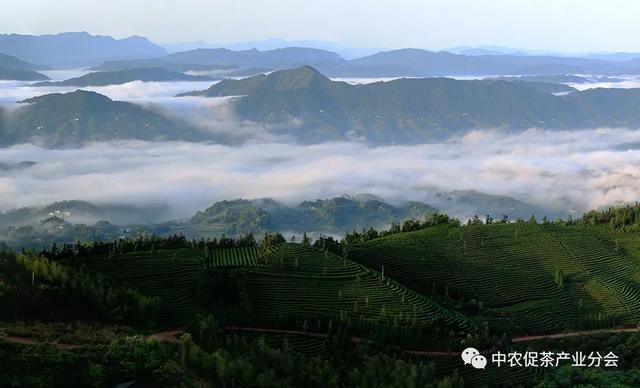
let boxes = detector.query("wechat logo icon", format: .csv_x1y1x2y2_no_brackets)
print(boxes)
461,347,487,369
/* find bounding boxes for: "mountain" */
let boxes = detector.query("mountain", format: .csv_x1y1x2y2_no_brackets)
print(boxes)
178,66,640,143
91,46,640,78
92,59,236,72
0,66,49,81
444,45,531,56
488,74,623,84
0,52,45,71
0,196,436,248
0,52,49,80
182,196,438,237
583,52,640,62
0,199,170,230
0,32,166,68
480,79,576,94
0,90,204,147
164,47,342,68
327,48,611,77
162,38,384,59
33,67,215,87
93,47,344,72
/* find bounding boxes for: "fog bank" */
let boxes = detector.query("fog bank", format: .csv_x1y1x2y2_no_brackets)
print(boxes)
1,127,639,220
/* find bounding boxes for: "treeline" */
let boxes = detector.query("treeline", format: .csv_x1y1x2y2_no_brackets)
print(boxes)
581,203,640,231
4,252,159,325
340,213,459,245
40,233,258,261
310,204,640,253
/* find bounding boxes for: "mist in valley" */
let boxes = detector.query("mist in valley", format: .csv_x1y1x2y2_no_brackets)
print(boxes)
2,72,640,229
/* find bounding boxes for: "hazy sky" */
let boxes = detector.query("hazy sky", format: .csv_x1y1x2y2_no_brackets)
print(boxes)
1,0,640,52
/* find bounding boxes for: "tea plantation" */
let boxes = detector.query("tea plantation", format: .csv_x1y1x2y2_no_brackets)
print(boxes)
349,223,640,335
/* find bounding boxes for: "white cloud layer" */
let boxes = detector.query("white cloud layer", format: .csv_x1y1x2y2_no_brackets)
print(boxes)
1,128,639,220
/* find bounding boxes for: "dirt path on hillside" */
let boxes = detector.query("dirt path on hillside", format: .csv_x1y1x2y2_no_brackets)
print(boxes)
225,326,458,356
4,324,640,358
0,335,81,349
511,326,640,342
148,328,184,343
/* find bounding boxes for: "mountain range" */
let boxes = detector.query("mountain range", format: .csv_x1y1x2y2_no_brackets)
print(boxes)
0,32,166,68
0,196,438,249
178,66,640,143
33,67,215,87
92,47,343,72
2,31,640,78
94,46,640,77
4,66,640,146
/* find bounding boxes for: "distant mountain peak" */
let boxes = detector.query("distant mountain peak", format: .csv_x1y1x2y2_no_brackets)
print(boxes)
269,65,330,90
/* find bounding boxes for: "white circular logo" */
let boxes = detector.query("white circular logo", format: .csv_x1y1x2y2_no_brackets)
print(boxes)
461,347,480,365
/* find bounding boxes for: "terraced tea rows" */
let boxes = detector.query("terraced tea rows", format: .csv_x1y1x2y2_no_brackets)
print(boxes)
349,224,640,334
208,246,261,267
235,244,478,336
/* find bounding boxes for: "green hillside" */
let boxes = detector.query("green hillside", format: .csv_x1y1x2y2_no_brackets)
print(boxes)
0,90,204,146
349,223,640,335
8,214,640,386
183,196,437,237
70,241,475,349
78,247,207,324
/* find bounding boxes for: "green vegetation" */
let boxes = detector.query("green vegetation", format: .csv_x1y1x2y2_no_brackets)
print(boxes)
348,221,640,335
0,336,191,388
0,248,159,324
181,331,464,388
0,90,205,146
582,203,640,231
185,196,437,237
179,66,640,143
5,205,640,386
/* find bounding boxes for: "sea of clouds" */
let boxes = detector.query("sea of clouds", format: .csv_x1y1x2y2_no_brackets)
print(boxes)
1,73,640,221
0,128,639,220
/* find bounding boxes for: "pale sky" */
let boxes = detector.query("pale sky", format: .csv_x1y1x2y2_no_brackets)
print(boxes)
1,0,639,53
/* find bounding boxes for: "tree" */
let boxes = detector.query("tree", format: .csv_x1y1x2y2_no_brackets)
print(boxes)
302,232,312,247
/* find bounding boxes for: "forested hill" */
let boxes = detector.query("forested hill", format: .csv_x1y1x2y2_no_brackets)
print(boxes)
0,90,205,147
184,196,438,237
178,66,640,143
33,67,215,87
